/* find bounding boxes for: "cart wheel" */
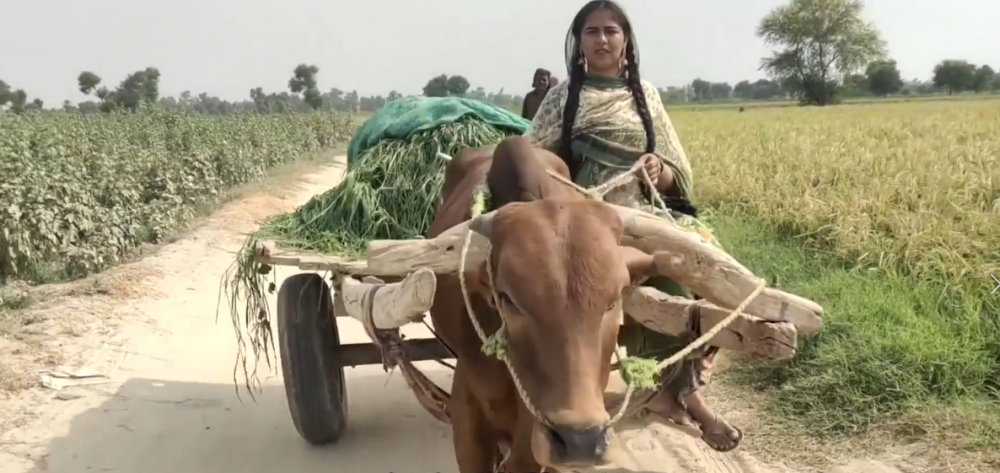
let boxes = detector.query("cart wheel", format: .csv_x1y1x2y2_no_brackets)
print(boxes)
277,273,348,445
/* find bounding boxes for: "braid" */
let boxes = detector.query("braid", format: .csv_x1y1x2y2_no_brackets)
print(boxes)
558,57,588,180
624,46,655,154
624,44,699,217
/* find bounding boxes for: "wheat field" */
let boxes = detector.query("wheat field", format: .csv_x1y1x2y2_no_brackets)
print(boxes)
673,99,1000,447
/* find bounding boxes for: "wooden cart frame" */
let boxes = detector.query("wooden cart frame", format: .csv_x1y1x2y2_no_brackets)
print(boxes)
252,164,824,446
255,237,821,444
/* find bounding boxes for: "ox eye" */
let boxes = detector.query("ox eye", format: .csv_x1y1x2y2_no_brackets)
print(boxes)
497,292,525,317
497,292,515,309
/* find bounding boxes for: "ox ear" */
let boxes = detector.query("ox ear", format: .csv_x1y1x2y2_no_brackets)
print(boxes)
469,212,494,239
618,246,656,285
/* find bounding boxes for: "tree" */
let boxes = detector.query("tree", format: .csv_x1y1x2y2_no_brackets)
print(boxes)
345,90,359,112
9,89,28,114
423,74,450,97
865,59,903,96
659,86,687,104
288,64,322,110
840,73,869,97
690,78,711,101
972,65,995,93
733,80,753,100
95,87,111,101
288,64,318,93
757,0,887,106
106,67,160,111
445,75,470,96
303,89,322,110
387,90,403,102
709,82,733,100
750,79,784,99
77,71,102,96
0,80,11,108
932,60,977,94
423,74,470,97
467,87,487,101
325,88,348,111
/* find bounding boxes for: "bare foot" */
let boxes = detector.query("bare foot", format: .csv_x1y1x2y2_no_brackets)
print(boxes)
682,391,743,452
697,411,742,452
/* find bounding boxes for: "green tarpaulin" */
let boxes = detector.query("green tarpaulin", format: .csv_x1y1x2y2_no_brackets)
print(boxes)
346,96,532,167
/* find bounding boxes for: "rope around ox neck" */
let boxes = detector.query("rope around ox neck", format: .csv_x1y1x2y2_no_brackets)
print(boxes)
458,190,551,426
457,168,766,431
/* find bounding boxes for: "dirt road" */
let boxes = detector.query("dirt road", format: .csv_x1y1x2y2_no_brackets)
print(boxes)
0,156,906,473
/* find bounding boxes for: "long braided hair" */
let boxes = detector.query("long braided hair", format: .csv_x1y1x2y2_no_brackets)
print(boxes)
559,1,698,217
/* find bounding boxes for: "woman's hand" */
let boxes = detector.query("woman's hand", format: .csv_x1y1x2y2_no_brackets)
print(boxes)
639,153,663,184
638,153,676,194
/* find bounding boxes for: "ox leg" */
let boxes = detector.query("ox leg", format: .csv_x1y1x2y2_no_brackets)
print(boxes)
451,363,499,473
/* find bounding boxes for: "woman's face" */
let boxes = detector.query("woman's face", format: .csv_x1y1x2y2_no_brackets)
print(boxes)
580,9,626,77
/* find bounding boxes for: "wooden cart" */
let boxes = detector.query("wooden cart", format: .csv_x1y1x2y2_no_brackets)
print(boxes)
250,193,824,446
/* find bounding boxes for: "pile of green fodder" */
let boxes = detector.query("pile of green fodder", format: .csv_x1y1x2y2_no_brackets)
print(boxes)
222,118,520,393
258,119,518,255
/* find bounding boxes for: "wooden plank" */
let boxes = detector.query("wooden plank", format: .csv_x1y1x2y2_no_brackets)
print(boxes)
613,206,822,334
365,207,822,334
253,240,374,274
623,286,796,360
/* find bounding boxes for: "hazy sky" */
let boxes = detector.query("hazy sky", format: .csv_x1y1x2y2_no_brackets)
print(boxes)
3,0,997,104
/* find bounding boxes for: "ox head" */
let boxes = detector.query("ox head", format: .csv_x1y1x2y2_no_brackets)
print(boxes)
467,197,657,470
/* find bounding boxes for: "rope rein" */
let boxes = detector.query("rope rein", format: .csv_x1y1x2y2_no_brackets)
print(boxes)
457,162,766,435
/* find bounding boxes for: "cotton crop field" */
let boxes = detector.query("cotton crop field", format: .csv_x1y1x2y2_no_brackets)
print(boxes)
674,98,1000,446
0,109,358,282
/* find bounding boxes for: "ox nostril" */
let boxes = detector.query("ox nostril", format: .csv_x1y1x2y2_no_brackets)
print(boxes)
543,423,609,464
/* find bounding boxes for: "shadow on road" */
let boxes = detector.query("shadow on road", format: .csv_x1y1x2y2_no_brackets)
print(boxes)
33,369,457,473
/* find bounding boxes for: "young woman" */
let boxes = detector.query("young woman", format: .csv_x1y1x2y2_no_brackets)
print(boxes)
523,0,742,452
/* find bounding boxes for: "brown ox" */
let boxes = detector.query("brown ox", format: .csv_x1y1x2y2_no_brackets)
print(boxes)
428,136,658,472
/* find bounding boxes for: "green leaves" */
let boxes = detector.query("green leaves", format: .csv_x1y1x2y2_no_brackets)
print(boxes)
0,108,357,282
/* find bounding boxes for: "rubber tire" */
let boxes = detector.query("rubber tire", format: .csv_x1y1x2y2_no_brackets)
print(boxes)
277,273,348,445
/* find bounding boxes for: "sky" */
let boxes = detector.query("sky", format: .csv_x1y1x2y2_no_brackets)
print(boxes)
3,0,998,105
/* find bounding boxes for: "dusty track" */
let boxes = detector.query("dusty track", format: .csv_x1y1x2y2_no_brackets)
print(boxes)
0,156,909,473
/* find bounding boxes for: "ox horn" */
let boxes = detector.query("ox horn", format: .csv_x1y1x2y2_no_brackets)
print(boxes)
468,212,494,239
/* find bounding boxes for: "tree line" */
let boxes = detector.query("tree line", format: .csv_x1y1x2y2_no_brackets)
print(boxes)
2,0,999,114
671,59,999,104
0,67,527,116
